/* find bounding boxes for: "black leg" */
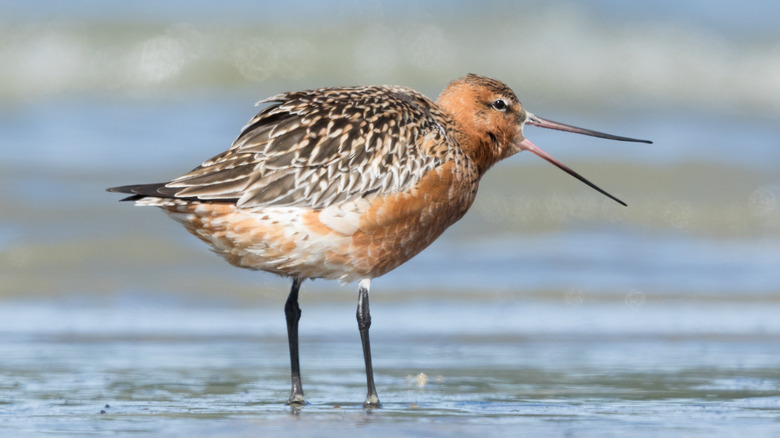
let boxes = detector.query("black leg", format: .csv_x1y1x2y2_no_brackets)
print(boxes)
285,277,305,405
356,279,380,407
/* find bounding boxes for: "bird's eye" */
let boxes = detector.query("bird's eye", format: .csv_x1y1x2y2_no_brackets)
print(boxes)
491,99,507,111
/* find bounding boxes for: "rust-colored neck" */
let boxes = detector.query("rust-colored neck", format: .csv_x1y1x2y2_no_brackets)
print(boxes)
436,77,521,176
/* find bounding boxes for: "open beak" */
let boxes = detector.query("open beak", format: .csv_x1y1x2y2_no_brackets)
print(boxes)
520,113,652,207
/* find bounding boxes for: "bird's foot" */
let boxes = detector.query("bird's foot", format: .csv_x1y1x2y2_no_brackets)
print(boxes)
363,394,381,409
286,392,306,406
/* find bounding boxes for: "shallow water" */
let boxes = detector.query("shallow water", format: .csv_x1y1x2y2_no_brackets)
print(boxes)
2,1,780,436
3,298,780,437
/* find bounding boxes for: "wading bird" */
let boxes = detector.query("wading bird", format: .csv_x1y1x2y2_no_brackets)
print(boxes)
108,74,650,407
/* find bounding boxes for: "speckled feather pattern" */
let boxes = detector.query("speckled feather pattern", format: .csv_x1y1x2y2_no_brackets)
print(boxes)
168,85,470,209
112,74,529,282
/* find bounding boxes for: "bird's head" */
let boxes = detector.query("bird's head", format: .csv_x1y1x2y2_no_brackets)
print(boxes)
437,74,651,206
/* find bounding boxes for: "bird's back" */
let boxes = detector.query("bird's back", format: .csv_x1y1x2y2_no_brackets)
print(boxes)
113,85,470,207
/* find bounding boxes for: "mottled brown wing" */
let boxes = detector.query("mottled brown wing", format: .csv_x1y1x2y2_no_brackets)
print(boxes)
165,85,453,209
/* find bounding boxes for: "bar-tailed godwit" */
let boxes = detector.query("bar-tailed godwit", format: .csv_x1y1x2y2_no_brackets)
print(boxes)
108,74,650,407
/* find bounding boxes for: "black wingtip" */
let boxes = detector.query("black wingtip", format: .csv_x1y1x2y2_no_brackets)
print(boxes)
106,185,130,194
106,182,175,200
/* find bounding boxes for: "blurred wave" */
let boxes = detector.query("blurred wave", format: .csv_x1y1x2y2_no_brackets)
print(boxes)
1,1,780,115
0,1,777,303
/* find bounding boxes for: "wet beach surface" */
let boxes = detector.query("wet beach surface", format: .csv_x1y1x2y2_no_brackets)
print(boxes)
3,297,780,437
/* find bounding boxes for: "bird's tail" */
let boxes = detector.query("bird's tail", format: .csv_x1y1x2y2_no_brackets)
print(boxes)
106,183,178,202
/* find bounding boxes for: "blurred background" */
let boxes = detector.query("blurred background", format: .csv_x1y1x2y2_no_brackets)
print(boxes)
2,0,778,302
1,0,779,436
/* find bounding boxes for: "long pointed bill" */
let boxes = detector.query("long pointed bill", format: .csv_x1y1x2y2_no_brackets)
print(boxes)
526,114,653,144
521,113,652,207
